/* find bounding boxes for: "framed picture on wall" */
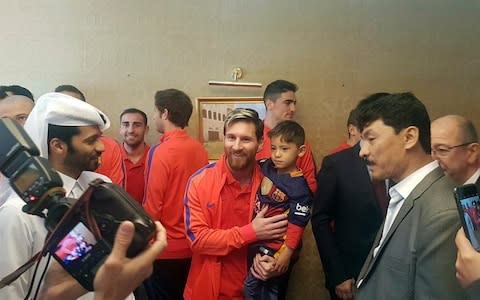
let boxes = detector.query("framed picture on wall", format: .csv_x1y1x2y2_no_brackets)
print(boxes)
196,97,265,160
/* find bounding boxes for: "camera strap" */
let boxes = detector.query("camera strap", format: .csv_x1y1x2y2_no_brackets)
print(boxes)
0,179,104,288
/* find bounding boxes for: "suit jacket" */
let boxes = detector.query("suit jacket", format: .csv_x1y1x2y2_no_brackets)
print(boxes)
311,143,384,288
356,166,465,300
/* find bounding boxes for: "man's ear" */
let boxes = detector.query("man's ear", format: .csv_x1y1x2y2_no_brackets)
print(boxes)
298,144,306,158
347,124,355,136
265,99,274,111
466,143,480,164
403,126,419,150
49,138,67,155
161,109,169,120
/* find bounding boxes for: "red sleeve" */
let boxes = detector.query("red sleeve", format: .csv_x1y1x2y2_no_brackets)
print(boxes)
184,175,257,256
284,222,305,249
143,149,168,221
298,141,317,193
108,142,124,185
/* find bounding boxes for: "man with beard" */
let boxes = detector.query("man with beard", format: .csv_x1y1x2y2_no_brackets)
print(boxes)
183,108,288,300
142,89,209,300
0,92,112,299
119,108,150,204
54,84,124,186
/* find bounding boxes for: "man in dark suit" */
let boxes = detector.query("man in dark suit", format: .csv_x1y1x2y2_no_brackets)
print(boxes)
312,93,389,300
354,92,465,299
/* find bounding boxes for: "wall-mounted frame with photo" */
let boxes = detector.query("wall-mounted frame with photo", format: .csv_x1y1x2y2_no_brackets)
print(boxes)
197,97,265,160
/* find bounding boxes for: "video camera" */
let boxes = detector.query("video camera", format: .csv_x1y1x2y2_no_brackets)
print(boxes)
0,118,156,291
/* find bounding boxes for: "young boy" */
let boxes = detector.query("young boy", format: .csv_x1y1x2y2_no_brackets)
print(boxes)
244,120,313,300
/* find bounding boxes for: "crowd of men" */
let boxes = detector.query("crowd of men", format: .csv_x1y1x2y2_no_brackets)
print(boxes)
0,81,479,300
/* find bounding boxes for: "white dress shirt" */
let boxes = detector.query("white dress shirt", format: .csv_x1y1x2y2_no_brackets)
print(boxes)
0,176,13,207
464,168,480,185
373,160,439,258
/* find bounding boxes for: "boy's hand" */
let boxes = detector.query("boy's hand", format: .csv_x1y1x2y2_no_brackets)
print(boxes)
274,247,293,273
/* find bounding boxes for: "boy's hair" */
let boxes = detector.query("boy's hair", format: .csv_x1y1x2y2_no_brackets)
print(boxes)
346,108,359,127
224,108,264,141
268,120,305,147
154,89,192,128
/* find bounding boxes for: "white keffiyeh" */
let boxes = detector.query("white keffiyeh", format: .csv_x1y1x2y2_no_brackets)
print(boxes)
23,92,110,158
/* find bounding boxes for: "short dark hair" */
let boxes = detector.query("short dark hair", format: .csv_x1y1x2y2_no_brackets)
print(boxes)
0,85,34,101
263,80,298,103
224,108,264,141
154,89,192,128
120,108,148,125
356,92,431,153
54,85,86,101
268,120,305,147
347,93,391,128
346,109,359,127
0,90,7,100
47,124,81,154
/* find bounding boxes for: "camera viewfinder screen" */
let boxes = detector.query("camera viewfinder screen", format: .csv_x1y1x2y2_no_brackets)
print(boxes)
13,163,40,193
54,222,97,265
459,195,480,250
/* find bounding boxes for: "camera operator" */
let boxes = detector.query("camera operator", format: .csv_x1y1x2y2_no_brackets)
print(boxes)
0,92,113,299
39,220,167,300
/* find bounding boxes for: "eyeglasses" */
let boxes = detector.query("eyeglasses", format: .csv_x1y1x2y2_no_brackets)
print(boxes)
431,142,476,157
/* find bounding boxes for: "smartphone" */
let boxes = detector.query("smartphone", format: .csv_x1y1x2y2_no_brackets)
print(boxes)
454,184,480,251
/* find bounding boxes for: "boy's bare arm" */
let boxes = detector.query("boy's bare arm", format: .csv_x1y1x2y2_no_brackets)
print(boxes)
274,246,294,273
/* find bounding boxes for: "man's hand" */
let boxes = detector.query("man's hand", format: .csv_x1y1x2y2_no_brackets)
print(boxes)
94,220,167,300
251,206,288,241
455,228,480,287
39,260,87,300
335,278,355,299
250,253,286,281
